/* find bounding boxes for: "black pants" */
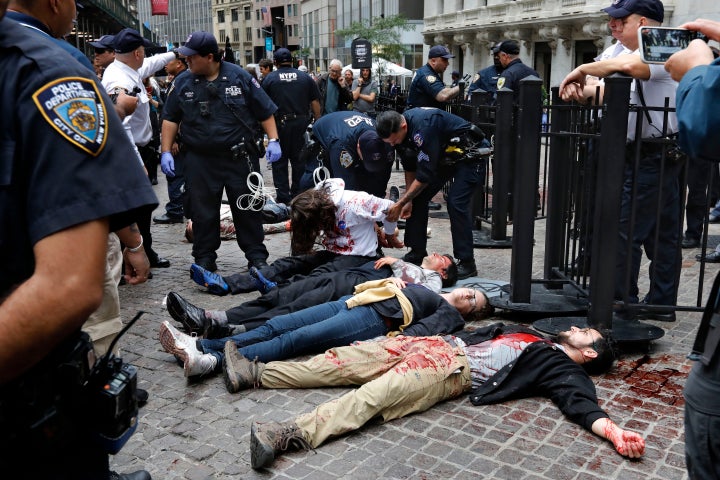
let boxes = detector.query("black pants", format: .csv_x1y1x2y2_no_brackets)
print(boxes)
184,149,268,266
225,262,390,328
273,116,309,204
685,156,718,241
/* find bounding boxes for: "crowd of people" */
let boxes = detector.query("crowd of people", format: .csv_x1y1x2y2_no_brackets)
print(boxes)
3,0,720,476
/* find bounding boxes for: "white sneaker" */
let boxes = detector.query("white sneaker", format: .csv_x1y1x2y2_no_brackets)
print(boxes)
159,321,217,377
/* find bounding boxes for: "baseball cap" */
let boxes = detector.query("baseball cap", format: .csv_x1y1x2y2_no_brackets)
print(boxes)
428,45,454,59
112,28,152,54
451,70,460,77
274,48,292,63
177,31,219,57
602,0,664,22
89,34,115,49
492,40,520,55
298,65,308,72
358,130,390,172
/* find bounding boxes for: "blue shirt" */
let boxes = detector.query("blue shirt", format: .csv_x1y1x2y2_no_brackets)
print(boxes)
675,57,720,162
262,65,320,116
406,63,447,109
467,65,503,100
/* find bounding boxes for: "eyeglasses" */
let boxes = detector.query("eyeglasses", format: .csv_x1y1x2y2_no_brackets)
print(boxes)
329,69,342,74
466,290,477,313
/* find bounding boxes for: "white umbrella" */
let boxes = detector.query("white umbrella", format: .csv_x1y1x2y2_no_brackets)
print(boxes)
343,57,413,77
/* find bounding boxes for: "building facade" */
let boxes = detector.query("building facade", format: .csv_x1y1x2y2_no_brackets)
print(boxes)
422,0,720,89
137,0,213,50
212,0,254,64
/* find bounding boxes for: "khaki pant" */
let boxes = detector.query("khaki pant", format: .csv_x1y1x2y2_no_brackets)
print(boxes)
261,336,471,448
83,233,123,356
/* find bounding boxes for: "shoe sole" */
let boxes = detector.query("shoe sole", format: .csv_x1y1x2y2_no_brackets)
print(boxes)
223,341,241,393
250,423,276,469
190,265,228,296
159,322,190,365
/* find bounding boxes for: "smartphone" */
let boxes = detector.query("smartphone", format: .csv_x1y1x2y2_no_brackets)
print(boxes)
638,27,706,64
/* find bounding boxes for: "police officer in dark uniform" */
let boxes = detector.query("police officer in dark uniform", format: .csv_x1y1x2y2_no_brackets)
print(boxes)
376,108,489,279
466,43,504,101
493,40,539,101
298,111,394,198
406,45,463,109
0,3,157,478
161,31,282,273
261,47,321,204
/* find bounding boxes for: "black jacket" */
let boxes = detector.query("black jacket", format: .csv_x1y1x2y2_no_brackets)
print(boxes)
457,323,609,432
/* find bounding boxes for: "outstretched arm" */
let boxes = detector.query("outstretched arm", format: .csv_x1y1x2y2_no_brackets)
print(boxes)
591,418,645,458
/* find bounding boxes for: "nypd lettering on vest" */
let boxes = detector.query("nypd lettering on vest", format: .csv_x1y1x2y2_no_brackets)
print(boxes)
279,72,298,82
226,86,243,96
32,77,108,156
344,114,373,128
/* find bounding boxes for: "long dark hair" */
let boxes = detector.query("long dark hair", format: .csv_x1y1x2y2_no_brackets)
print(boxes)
289,185,337,255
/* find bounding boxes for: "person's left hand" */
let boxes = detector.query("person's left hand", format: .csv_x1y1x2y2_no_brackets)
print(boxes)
266,140,282,163
386,276,406,289
374,256,399,269
610,428,646,458
123,248,151,285
665,39,714,81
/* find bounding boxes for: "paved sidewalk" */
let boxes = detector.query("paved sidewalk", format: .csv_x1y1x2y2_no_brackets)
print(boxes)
112,170,705,479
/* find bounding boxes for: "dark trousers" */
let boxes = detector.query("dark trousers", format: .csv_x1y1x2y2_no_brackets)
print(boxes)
404,161,484,262
685,156,718,241
138,143,158,183
164,149,185,218
225,262,390,327
615,153,683,305
273,117,308,204
184,150,268,265
224,251,377,294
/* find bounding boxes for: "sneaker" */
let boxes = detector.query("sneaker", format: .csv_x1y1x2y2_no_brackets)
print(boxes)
456,259,478,280
190,263,229,296
250,421,313,470
389,185,400,203
222,341,265,393
249,266,277,294
159,321,216,377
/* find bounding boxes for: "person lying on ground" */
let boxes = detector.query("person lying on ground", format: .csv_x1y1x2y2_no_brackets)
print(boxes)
159,279,491,378
222,323,644,469
189,177,404,296
167,253,458,338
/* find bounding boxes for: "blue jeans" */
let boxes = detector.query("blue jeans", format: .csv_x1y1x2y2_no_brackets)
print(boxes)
199,295,387,364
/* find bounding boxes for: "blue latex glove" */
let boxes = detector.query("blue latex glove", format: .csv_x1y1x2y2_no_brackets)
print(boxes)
160,151,175,177
266,140,282,164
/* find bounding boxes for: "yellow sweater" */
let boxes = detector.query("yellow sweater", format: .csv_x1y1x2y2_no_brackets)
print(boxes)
345,279,414,336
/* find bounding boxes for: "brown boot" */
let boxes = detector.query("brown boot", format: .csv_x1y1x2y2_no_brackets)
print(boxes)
250,421,312,469
222,340,265,393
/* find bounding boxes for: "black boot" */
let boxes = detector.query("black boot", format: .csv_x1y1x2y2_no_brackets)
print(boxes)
456,259,477,280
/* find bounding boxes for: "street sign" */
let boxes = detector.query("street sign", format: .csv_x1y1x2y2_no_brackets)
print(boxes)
351,38,372,69
265,36,273,52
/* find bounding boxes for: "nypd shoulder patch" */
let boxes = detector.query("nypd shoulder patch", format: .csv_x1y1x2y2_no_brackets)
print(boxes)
413,132,424,148
426,75,437,84
32,77,108,156
339,150,354,168
497,77,506,89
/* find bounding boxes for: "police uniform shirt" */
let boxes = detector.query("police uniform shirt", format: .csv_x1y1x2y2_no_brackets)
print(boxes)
261,65,320,117
399,108,472,184
163,61,278,151
0,18,158,293
102,51,175,147
406,63,447,109
467,65,502,97
496,58,539,99
626,52,678,142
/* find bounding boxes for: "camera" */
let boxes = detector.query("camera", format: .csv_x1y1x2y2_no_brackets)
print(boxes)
109,86,143,104
638,27,707,64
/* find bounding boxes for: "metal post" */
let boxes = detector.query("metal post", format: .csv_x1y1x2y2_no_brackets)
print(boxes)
587,74,632,330
510,76,543,303
491,89,514,241
543,87,572,282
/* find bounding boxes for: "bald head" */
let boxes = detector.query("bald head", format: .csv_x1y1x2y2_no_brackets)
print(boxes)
9,0,76,38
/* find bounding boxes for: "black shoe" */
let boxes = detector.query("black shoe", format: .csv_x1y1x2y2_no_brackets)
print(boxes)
150,256,170,268
166,291,208,335
109,470,151,480
135,388,149,407
402,249,427,265
389,186,400,203
249,258,269,270
456,259,478,280
153,213,184,224
697,251,720,263
682,237,700,249
428,201,442,211
150,178,158,185
632,311,677,322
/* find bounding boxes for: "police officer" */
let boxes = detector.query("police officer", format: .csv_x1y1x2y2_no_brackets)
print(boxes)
466,43,504,102
299,111,394,198
376,108,489,279
0,1,157,478
406,45,463,109
161,31,281,273
261,47,321,204
493,40,539,101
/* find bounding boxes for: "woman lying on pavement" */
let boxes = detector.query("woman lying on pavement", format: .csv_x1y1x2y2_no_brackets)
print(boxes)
159,278,492,379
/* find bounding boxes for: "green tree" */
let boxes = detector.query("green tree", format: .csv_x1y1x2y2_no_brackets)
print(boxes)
335,14,414,64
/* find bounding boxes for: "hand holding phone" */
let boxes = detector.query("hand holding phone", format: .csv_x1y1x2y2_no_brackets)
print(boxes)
639,27,707,64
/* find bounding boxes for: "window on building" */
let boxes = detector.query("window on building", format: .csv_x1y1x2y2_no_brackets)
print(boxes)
244,6,251,21
219,29,226,42
217,10,225,23
231,8,238,22
232,28,239,42
246,27,252,42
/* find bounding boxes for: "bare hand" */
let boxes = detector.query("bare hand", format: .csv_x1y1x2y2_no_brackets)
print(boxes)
665,39,714,81
609,429,646,458
559,67,587,102
374,256,399,269
123,248,151,285
385,202,403,222
681,18,720,42
386,277,406,289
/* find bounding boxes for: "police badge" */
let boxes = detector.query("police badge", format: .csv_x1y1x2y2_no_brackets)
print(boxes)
339,150,354,168
426,75,437,84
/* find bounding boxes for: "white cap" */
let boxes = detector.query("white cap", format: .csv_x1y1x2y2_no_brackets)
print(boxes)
298,65,308,72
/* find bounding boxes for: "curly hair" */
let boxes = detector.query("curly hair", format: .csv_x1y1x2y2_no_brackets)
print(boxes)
289,185,337,255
